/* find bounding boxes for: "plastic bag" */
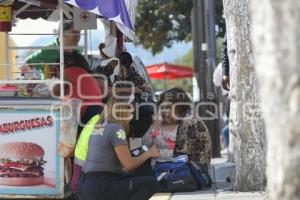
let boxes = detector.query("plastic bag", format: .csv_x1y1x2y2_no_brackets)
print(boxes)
59,98,81,157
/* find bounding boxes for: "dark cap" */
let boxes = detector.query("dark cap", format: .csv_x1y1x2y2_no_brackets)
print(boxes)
119,52,133,67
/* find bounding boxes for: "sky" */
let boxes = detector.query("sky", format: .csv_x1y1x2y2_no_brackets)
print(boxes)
11,19,60,46
10,19,192,66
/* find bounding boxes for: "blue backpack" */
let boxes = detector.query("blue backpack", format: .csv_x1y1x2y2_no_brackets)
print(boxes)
154,161,197,192
154,160,212,192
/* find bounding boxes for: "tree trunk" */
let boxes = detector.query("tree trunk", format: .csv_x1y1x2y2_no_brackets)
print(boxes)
251,1,300,199
222,0,266,191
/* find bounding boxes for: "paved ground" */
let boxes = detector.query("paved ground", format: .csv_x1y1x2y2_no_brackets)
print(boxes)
151,191,265,200
0,152,265,200
151,156,265,200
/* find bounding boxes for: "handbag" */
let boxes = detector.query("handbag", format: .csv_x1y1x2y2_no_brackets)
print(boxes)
154,161,198,192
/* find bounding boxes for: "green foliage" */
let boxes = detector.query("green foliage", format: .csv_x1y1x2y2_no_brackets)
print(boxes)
135,0,225,54
135,0,193,54
215,0,226,37
138,1,225,93
150,36,224,93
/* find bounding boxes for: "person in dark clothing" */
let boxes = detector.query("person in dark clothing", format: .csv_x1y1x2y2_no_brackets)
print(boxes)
221,33,230,91
220,33,231,154
114,52,146,89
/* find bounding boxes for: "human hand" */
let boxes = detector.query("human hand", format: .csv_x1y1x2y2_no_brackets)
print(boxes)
222,75,230,91
134,87,144,94
151,130,160,139
147,145,160,158
142,84,152,93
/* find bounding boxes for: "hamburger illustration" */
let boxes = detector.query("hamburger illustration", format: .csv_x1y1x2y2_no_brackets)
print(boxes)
0,142,46,186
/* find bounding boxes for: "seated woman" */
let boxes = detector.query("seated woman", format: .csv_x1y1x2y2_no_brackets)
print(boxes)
143,87,211,171
77,96,160,200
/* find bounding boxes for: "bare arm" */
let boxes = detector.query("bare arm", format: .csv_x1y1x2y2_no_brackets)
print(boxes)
51,74,69,97
111,87,143,94
114,145,159,171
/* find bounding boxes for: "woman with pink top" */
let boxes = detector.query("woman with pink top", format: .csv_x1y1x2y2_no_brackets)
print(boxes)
143,87,211,171
143,88,192,162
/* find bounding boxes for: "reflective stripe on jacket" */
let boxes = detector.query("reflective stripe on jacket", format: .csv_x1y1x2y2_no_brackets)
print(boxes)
74,114,102,166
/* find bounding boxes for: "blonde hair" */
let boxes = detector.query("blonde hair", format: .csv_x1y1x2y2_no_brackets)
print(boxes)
106,96,134,135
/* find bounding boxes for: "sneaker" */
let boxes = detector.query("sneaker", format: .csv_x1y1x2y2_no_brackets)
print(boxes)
221,148,229,155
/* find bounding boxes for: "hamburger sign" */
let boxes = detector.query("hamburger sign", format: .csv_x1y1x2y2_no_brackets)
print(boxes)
0,116,53,135
0,142,46,186
0,110,63,198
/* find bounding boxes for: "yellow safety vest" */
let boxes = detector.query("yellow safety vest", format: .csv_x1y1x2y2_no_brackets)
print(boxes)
74,114,102,166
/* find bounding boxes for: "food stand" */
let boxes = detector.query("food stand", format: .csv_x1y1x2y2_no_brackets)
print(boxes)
0,0,137,198
1,1,67,198
0,99,65,199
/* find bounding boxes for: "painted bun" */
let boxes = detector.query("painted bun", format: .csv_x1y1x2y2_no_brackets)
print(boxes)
0,142,44,160
0,176,44,186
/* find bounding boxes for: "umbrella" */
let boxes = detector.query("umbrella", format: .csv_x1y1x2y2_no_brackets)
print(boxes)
146,62,193,80
64,0,133,30
146,62,193,90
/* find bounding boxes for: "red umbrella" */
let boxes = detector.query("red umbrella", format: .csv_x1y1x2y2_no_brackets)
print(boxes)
146,62,193,80
146,62,193,90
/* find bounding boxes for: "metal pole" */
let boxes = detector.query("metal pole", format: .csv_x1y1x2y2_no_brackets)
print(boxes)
58,0,67,185
192,0,220,157
205,0,217,78
84,30,88,60
59,0,64,97
205,0,221,158
116,28,123,55
5,32,9,80
192,0,206,102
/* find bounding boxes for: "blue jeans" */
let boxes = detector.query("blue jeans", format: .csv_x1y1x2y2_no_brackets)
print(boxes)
221,124,229,148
